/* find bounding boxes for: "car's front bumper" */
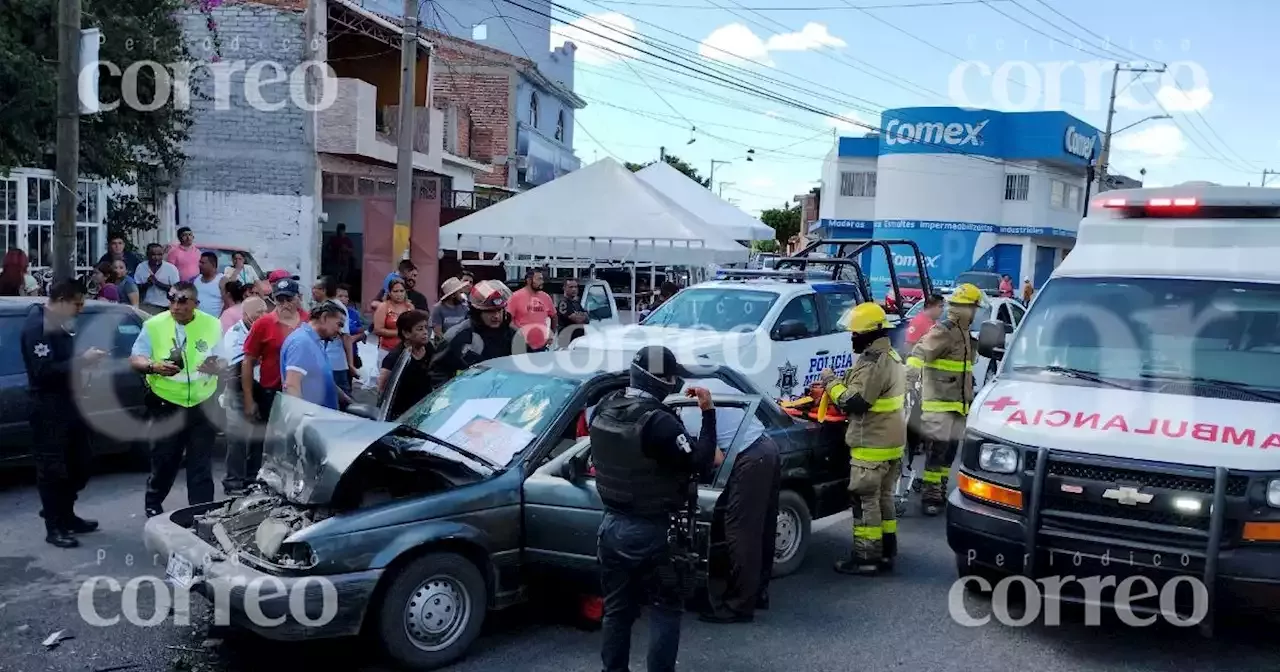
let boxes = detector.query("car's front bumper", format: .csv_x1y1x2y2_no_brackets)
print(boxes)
142,502,382,640
946,487,1280,612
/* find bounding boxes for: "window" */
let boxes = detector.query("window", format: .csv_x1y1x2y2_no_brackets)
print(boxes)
771,295,819,340
555,110,565,142
0,180,17,253
1008,302,1025,326
583,283,612,320
996,303,1013,325
1005,174,1029,201
838,171,876,197
643,288,778,331
818,291,861,334
77,307,143,355
528,91,539,128
1004,277,1280,396
27,176,54,269
1050,179,1065,208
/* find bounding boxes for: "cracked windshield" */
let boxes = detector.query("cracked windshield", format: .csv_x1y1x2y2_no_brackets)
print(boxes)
3,0,1275,670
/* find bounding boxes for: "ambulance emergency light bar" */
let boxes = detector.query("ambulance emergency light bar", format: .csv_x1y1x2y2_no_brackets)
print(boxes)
1094,187,1280,218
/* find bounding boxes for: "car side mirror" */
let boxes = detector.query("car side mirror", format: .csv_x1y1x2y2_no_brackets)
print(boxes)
774,319,808,341
346,403,378,420
977,321,1007,360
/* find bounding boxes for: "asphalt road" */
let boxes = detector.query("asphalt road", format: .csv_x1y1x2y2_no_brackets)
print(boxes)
1,459,1278,672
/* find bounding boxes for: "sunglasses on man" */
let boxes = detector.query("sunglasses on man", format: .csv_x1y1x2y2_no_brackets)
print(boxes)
168,293,197,305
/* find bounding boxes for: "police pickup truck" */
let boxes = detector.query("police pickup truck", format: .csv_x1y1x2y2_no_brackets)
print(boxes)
570,239,935,401
949,184,1280,631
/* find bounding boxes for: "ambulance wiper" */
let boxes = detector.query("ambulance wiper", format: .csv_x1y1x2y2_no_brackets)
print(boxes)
1136,372,1280,403
1011,365,1132,389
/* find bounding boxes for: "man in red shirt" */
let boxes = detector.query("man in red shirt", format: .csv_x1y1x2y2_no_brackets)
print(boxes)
508,268,556,352
906,294,944,347
239,278,309,477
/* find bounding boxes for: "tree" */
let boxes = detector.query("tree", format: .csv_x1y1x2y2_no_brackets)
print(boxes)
759,203,800,243
105,194,159,250
0,0,196,182
624,154,711,187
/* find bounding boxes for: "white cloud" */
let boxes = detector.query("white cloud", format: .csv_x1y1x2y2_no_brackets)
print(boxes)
765,23,846,51
1155,85,1213,112
1112,124,1186,165
551,12,640,66
699,22,845,66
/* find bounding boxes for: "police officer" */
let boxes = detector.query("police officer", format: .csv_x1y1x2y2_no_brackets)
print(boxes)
819,302,907,575
21,280,109,547
129,281,224,517
907,283,982,516
591,345,720,672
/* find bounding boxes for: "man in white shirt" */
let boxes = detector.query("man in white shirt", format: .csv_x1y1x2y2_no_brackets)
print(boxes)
134,243,182,314
220,297,266,495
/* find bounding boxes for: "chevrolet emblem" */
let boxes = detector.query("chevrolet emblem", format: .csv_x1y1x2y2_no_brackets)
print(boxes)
1102,486,1154,506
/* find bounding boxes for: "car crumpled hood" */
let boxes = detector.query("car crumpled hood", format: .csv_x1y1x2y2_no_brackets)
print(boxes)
259,395,404,506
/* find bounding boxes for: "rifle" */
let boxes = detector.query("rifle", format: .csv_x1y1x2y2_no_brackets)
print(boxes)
666,476,703,600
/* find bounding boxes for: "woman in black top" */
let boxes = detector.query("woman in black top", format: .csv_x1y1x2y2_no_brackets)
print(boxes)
378,310,435,419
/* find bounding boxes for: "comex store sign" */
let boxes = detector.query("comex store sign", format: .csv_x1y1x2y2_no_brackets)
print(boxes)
885,119,989,147
1064,125,1098,160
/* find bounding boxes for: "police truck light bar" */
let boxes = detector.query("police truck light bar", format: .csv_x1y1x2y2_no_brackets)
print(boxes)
1099,197,1198,208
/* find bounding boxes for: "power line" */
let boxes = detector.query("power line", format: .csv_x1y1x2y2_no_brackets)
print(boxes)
1026,0,1150,62
574,117,624,159
588,0,1003,8
979,1,1116,60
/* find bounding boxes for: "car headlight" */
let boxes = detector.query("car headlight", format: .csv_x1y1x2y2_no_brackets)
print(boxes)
1267,479,1280,508
978,443,1019,474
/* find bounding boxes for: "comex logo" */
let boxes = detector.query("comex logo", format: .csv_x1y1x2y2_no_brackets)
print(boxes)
894,253,940,268
1064,125,1098,159
884,119,989,147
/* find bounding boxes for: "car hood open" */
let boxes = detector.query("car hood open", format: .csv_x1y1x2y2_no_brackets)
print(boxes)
259,395,405,506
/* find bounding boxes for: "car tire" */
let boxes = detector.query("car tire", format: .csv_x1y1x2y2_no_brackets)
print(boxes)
772,490,811,578
954,553,1005,595
375,552,487,670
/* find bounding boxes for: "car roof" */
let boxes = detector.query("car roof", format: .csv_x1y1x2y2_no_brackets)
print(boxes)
0,296,146,316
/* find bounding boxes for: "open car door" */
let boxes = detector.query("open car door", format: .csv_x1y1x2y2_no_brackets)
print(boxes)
521,395,763,586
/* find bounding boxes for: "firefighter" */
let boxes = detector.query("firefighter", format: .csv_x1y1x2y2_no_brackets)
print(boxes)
907,283,982,516
818,302,906,575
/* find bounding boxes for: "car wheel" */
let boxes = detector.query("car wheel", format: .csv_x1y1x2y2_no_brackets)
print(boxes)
772,490,811,577
375,552,487,670
954,553,1005,595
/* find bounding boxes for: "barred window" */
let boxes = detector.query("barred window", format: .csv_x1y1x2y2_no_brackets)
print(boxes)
838,171,876,197
1005,174,1030,201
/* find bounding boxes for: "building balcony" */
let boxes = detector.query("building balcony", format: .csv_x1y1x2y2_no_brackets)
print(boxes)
317,77,444,173
516,122,581,188
441,189,512,211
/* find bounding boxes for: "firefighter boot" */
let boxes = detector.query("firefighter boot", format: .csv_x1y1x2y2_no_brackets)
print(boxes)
879,533,897,572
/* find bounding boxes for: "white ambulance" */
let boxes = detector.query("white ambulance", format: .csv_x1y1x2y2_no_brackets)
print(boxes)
948,184,1280,628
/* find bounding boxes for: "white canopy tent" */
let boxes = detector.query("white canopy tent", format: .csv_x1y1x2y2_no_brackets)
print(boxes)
635,161,775,242
438,158,749,267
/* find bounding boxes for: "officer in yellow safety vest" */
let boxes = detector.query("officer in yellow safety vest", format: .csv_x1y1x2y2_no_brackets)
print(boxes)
907,283,982,516
128,281,224,517
818,302,906,576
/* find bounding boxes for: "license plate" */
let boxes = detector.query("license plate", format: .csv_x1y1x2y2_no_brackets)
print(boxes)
166,553,195,589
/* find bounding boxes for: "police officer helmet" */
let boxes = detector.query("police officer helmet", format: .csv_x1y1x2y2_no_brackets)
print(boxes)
842,302,889,334
948,283,984,306
629,345,684,399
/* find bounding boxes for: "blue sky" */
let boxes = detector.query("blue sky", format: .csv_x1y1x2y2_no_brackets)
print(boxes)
550,0,1280,217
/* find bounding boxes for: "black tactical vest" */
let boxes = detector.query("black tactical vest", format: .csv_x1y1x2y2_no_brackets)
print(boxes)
590,395,688,520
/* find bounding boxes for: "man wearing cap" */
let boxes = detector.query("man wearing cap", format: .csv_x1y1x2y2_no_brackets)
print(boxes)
907,283,982,516
591,345,720,672
430,280,524,386
242,277,309,439
429,276,469,339
128,281,224,516
818,302,907,575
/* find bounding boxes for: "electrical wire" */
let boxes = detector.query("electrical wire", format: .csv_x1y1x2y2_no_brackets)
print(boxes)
978,0,1117,60
575,117,625,159
1026,0,1150,62
587,0,1004,8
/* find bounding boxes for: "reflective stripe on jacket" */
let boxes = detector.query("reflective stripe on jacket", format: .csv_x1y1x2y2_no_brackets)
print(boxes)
827,337,907,462
906,307,977,416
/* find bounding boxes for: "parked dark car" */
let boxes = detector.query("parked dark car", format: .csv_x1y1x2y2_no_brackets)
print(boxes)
143,349,852,670
0,297,150,466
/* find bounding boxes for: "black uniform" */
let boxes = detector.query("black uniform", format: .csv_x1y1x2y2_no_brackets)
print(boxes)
556,296,588,345
703,431,781,623
20,305,97,547
591,390,717,672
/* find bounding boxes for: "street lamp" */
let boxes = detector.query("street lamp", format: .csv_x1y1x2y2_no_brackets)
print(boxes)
718,181,735,197
1113,114,1171,136
710,159,730,185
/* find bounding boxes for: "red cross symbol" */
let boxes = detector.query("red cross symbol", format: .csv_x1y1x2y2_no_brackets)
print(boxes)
984,396,1019,412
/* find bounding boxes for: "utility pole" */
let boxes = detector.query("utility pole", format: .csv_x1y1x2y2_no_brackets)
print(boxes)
659,146,666,162
393,0,419,262
1262,170,1279,187
54,0,82,282
709,159,730,190
1097,62,1166,190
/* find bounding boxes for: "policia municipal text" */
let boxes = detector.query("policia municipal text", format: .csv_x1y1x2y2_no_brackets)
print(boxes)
590,345,723,672
129,281,224,518
906,284,982,516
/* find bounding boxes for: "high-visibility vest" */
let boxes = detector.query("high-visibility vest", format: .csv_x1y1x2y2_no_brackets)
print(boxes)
143,310,221,407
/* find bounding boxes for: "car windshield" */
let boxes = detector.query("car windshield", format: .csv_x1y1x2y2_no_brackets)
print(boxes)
1004,277,1280,396
397,366,581,467
956,272,1001,292
907,299,990,326
894,274,921,289
642,287,778,331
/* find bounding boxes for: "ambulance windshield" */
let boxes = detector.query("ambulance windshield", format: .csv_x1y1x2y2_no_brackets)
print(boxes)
1003,277,1280,397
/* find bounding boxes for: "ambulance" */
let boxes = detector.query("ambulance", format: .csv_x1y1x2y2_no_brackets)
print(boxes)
948,184,1280,629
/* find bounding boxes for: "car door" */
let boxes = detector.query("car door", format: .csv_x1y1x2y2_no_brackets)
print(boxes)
582,281,620,331
521,396,762,577
765,293,827,400
0,311,34,462
75,306,148,446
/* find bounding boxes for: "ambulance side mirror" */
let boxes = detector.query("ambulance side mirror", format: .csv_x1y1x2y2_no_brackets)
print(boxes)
977,321,1007,360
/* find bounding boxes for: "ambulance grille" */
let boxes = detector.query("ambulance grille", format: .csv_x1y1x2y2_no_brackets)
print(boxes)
1024,454,1249,497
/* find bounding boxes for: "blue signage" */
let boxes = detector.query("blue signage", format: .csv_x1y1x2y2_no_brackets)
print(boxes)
842,107,1101,166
